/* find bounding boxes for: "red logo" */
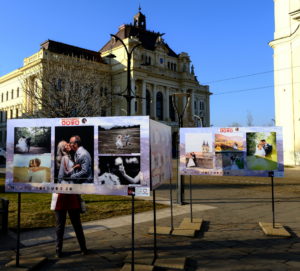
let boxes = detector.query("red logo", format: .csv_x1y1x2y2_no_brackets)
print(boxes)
220,128,233,133
61,118,80,126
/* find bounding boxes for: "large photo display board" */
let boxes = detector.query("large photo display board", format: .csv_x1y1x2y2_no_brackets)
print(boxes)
180,127,284,177
5,116,172,196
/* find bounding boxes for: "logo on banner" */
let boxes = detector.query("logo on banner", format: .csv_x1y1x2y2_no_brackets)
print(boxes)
61,118,80,126
219,127,239,133
135,187,150,197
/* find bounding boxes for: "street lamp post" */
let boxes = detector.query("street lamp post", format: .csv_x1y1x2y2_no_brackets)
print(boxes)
194,114,203,127
110,34,142,116
172,93,191,205
108,34,144,271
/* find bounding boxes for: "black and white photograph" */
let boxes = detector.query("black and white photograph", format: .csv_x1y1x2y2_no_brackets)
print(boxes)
98,125,140,154
97,156,142,185
14,127,51,154
54,126,94,184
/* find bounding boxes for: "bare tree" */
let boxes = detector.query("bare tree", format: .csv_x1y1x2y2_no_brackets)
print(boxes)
229,122,241,127
21,54,111,118
246,111,254,127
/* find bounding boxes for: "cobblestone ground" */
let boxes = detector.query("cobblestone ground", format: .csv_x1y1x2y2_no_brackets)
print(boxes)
1,167,300,270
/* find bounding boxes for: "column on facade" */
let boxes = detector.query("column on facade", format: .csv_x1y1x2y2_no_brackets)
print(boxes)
151,84,157,119
164,87,170,121
190,89,195,118
141,80,146,116
182,90,187,123
130,79,136,115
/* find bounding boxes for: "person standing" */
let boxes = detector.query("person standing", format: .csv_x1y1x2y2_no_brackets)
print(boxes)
51,140,88,258
51,193,88,257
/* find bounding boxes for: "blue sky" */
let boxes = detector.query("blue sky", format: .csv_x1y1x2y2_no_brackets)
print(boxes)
0,0,275,127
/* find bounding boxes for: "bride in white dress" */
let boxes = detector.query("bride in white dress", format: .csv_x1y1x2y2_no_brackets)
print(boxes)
56,140,79,184
115,135,124,149
187,153,196,167
254,143,266,157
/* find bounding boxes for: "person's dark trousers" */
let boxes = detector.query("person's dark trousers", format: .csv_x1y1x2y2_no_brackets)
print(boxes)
55,209,87,253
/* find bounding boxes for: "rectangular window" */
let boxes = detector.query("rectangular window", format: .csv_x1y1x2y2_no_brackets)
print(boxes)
10,109,13,119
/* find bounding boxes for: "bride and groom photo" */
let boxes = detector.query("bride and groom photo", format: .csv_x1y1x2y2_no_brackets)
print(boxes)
98,124,140,155
246,132,278,171
55,126,94,184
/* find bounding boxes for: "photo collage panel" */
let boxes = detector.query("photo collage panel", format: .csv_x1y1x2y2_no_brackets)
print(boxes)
182,128,280,175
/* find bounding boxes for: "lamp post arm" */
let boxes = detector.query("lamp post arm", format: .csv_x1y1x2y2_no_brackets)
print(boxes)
180,95,191,120
110,34,129,55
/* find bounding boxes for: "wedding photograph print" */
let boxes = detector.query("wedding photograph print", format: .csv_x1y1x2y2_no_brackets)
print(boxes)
98,125,140,155
14,127,51,154
246,132,278,171
214,133,244,152
184,133,214,169
97,156,141,185
13,154,51,183
54,126,94,184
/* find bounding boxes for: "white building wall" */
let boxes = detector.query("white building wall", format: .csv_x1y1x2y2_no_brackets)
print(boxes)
271,0,300,165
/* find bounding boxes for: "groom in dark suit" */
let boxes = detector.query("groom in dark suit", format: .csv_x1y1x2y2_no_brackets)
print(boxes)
69,135,93,184
261,139,273,157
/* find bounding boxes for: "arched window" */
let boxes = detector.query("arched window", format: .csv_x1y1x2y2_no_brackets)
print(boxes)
146,89,151,116
11,89,14,99
156,92,163,120
17,88,20,98
6,91,9,101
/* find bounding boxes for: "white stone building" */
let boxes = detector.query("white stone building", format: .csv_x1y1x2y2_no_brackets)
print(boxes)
269,0,300,165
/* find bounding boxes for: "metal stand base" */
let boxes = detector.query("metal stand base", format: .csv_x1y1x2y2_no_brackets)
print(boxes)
259,222,291,237
171,217,203,237
148,226,172,235
172,228,196,237
179,217,203,230
6,256,47,270
121,263,154,271
154,256,186,270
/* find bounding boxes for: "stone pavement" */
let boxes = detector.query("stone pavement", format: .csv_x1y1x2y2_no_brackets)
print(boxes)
1,167,300,270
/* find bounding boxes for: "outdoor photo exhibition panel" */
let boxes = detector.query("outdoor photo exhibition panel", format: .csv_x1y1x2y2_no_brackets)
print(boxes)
5,116,172,196
180,127,284,177
150,120,172,190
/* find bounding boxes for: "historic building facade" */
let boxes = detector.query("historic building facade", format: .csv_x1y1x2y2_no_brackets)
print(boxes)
0,10,211,149
269,0,300,165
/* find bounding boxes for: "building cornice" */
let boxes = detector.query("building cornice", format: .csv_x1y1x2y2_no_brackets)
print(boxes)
269,24,300,48
0,69,23,84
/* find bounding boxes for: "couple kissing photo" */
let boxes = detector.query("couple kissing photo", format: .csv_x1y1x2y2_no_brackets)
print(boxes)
246,132,278,171
55,126,94,184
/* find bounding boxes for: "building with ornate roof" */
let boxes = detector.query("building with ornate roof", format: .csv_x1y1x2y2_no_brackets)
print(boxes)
269,0,300,165
0,10,211,151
